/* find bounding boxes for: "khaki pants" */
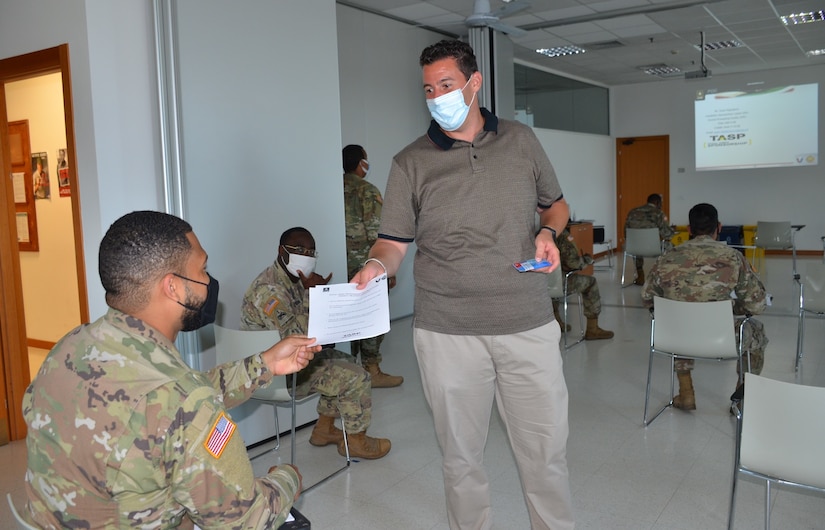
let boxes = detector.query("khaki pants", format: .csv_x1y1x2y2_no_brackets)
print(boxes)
414,321,574,530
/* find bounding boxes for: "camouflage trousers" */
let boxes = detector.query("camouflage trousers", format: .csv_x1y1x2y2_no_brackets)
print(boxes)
564,274,602,319
292,348,372,433
348,265,387,366
675,317,768,375
350,334,385,365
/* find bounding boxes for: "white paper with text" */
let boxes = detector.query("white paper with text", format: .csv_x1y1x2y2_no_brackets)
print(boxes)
307,274,390,345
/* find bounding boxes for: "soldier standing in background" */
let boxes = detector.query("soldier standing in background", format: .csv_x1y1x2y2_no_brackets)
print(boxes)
641,203,768,411
342,144,403,387
554,227,614,340
23,210,319,528
624,193,675,285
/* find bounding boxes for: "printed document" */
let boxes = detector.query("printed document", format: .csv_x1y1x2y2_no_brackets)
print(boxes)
308,274,390,345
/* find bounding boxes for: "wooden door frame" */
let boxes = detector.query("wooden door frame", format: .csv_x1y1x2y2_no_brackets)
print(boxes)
0,44,88,440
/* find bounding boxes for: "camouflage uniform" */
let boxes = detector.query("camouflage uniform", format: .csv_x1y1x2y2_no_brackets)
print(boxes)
641,235,769,373
625,203,675,269
344,171,386,365
241,262,373,432
23,309,299,529
556,228,602,318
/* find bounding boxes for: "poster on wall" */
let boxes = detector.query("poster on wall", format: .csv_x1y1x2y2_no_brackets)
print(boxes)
57,148,70,197
16,213,30,243
31,152,50,200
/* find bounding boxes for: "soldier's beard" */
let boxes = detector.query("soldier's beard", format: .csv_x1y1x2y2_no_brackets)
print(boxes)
180,292,206,332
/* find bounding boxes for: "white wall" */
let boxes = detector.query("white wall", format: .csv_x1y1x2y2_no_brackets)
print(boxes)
336,5,443,319
173,0,345,332
532,129,616,241
612,66,825,250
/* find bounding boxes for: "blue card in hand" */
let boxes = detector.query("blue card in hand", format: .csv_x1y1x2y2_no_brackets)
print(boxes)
513,258,551,272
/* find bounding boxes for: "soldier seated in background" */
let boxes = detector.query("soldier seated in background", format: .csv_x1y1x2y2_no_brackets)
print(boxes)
624,193,675,285
241,226,391,460
641,203,768,411
553,226,614,340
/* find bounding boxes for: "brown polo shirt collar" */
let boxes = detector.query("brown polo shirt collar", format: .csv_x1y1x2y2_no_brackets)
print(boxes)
426,108,499,150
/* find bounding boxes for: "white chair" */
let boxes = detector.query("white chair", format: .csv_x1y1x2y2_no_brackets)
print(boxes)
728,373,825,530
753,221,799,279
212,325,350,490
548,265,585,349
7,493,38,529
643,297,751,426
795,262,825,371
621,227,663,287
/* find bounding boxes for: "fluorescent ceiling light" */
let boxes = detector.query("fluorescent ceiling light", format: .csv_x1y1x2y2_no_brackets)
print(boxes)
639,64,682,76
780,11,825,25
535,46,586,58
806,49,825,56
700,40,742,50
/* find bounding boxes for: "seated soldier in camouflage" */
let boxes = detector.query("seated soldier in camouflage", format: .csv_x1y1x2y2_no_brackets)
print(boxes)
23,211,319,528
241,226,391,460
553,227,614,340
625,193,675,285
641,203,768,411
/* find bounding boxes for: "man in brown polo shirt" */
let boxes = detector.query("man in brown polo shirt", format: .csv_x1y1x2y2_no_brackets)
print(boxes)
351,40,574,530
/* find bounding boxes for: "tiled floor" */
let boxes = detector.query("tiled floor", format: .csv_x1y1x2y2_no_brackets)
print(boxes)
3,254,824,529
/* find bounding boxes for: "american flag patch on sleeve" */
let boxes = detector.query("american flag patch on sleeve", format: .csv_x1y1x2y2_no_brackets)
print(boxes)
264,297,280,315
204,412,236,458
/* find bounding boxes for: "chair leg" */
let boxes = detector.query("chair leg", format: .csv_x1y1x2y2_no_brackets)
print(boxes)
290,373,297,466
249,403,281,461
791,232,799,280
621,252,630,287
728,405,744,530
273,407,281,451
727,472,739,530
301,419,351,494
765,481,772,530
796,311,805,372
561,293,585,350
644,350,676,427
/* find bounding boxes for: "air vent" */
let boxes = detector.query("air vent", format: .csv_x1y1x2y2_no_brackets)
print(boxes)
587,40,624,50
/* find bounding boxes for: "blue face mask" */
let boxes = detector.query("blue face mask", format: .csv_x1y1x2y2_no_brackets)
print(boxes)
426,76,475,131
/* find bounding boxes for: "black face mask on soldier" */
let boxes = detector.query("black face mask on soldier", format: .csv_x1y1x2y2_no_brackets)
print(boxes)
174,272,219,332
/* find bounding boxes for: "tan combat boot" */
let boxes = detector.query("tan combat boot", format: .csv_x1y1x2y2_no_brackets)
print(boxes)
309,414,343,447
552,300,572,332
634,268,645,286
584,318,614,340
339,431,391,459
364,363,403,388
672,371,696,410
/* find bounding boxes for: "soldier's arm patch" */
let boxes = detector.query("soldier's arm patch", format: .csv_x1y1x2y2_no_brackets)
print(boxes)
204,412,236,459
264,297,280,316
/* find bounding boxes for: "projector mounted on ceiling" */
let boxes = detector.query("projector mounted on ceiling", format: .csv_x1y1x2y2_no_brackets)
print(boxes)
685,31,711,80
685,69,711,79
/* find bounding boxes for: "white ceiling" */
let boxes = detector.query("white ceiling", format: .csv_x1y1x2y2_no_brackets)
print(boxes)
338,0,825,86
